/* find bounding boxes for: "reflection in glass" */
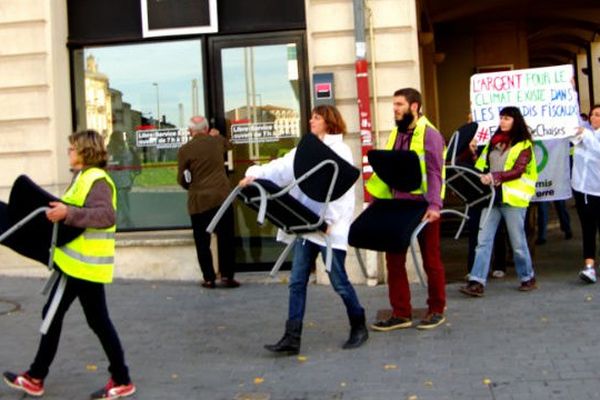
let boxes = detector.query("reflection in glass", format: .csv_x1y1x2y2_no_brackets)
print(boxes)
73,40,206,230
220,43,302,266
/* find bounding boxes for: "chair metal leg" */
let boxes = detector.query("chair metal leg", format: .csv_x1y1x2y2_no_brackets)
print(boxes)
322,233,333,273
270,238,297,278
410,209,469,289
454,204,470,239
0,207,49,243
40,272,67,334
206,187,241,233
47,223,58,271
41,270,60,295
409,220,429,288
251,183,269,225
354,247,369,280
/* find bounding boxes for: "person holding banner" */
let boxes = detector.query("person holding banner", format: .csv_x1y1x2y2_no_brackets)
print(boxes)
572,105,600,283
460,106,538,297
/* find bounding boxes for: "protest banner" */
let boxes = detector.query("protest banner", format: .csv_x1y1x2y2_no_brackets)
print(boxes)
531,138,571,202
470,64,580,144
470,65,579,202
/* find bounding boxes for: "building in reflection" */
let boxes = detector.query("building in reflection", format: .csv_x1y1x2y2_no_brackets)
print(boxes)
84,55,113,138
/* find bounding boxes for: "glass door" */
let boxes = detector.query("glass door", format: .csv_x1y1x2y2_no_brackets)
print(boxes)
209,32,309,270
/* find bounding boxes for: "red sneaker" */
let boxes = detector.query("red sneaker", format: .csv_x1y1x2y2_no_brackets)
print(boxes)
90,378,136,399
3,371,44,397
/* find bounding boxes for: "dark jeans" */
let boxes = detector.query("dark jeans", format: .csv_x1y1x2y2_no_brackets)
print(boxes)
29,274,130,384
288,239,364,322
191,206,235,282
537,200,572,241
574,190,600,260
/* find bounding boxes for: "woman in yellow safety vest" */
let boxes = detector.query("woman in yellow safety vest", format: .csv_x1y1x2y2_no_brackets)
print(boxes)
460,106,538,297
3,130,136,399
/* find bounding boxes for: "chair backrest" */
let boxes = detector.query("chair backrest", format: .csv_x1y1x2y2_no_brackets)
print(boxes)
367,149,421,192
6,175,83,251
446,122,478,165
293,133,360,202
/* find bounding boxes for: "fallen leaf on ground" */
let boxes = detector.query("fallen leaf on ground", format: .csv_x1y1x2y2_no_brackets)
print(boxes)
384,364,397,370
254,377,264,385
85,364,97,371
297,356,308,362
483,378,491,385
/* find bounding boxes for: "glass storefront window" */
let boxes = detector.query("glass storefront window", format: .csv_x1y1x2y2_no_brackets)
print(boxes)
219,42,302,267
72,40,206,230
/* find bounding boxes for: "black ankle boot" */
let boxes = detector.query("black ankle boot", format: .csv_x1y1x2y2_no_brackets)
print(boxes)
264,320,302,355
343,313,369,349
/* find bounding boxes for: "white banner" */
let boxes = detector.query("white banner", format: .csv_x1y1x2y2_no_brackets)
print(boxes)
531,138,571,202
470,65,580,144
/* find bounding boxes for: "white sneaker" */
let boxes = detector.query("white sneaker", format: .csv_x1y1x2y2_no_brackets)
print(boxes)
491,270,505,278
579,267,597,284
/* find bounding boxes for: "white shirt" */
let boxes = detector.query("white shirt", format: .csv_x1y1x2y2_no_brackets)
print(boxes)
572,126,600,196
245,133,355,251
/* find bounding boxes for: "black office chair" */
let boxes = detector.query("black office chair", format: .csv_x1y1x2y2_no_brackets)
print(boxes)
0,175,83,265
0,175,85,334
207,133,360,277
445,122,495,238
349,149,468,287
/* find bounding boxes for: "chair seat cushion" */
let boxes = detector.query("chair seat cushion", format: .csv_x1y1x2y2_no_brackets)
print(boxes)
349,199,428,252
239,179,327,234
1,175,84,265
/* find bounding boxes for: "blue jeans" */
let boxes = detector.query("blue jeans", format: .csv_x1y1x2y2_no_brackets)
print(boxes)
470,205,535,285
288,239,364,322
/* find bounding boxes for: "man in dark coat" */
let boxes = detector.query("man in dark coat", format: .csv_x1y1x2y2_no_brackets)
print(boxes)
177,116,239,288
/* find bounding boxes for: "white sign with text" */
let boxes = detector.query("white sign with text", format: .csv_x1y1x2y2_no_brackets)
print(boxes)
470,64,580,145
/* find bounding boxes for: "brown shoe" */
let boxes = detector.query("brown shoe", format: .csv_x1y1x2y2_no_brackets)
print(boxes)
416,313,446,330
201,280,216,289
459,281,485,297
518,277,537,292
220,277,240,288
370,316,412,332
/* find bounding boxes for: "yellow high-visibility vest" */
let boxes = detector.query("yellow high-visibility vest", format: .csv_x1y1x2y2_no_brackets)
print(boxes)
475,140,538,208
366,116,446,199
53,168,117,283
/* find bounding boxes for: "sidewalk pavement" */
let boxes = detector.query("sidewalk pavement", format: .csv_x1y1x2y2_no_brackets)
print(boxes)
2,270,600,400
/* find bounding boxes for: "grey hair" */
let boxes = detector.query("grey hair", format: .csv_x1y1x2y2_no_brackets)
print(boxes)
188,115,209,133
